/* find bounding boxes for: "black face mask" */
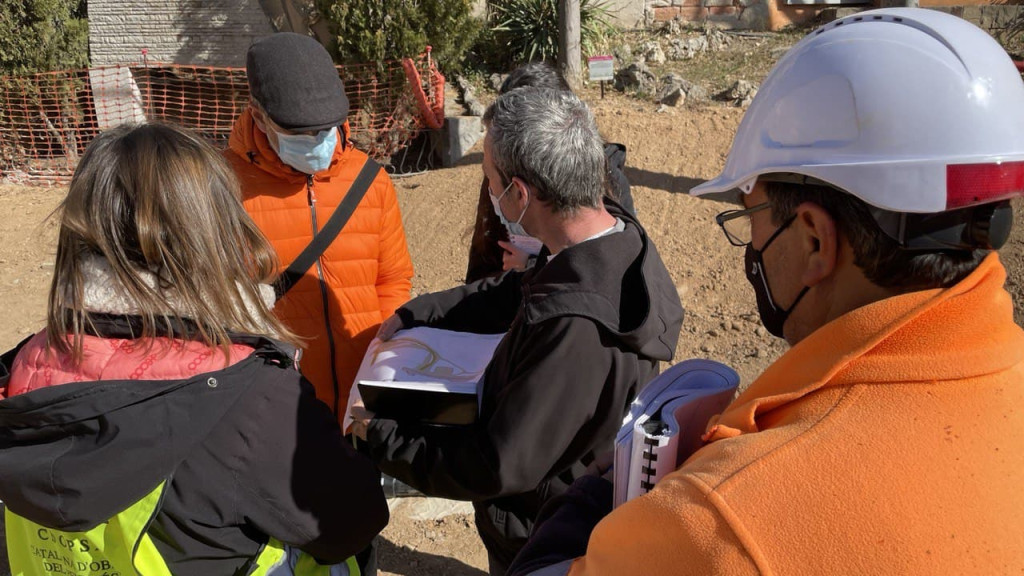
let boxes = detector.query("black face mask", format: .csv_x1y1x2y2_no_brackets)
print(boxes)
743,215,809,339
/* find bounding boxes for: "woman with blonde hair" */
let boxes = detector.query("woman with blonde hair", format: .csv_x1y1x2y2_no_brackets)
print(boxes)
0,123,388,576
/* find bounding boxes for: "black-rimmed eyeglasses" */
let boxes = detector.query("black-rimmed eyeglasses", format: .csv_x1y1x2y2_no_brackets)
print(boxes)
715,201,772,247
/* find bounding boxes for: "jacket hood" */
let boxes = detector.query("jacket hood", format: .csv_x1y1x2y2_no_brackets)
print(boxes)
227,107,353,183
521,199,684,362
0,318,298,532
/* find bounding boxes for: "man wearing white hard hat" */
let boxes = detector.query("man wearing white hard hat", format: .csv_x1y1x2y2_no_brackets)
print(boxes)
506,8,1024,575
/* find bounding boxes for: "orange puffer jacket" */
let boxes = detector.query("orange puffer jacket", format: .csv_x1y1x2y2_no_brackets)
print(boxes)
226,110,413,420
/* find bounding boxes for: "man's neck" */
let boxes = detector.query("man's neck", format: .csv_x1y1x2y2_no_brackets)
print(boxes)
787,252,899,345
539,205,618,255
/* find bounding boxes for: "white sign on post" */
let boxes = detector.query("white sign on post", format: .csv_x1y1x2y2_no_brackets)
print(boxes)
588,55,615,82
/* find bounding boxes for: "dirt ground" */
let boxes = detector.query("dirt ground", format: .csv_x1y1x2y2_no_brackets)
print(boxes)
2,86,1024,575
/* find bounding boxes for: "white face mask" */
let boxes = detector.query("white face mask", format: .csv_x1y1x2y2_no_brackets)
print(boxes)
489,179,543,256
267,127,338,174
489,179,530,234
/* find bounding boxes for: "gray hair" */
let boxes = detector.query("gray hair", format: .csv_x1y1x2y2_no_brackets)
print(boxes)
483,87,605,214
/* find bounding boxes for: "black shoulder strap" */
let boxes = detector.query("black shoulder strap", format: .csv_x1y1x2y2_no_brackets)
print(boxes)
274,158,380,300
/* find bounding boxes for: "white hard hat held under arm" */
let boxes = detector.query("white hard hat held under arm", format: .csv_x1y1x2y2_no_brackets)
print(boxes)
691,8,1024,216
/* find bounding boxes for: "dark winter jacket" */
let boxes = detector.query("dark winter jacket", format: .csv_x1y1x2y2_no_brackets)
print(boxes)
465,143,635,284
365,199,683,566
0,315,389,576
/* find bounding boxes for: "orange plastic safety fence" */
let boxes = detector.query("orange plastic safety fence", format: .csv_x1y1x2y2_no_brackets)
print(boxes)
0,54,444,185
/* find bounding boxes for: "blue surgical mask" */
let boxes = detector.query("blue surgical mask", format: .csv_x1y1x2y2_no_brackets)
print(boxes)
489,178,531,238
269,127,338,174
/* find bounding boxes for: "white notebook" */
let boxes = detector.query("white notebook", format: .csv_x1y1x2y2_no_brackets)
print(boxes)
614,359,740,507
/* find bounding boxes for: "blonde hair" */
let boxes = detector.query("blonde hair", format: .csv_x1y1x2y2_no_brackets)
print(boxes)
48,122,297,362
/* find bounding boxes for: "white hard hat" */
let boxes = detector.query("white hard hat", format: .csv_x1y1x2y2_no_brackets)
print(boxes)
691,8,1024,214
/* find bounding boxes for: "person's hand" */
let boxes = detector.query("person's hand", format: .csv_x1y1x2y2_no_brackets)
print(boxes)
349,398,375,441
584,450,615,481
498,240,530,272
376,314,404,341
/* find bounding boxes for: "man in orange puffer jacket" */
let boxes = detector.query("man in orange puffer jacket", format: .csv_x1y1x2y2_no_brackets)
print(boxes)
225,33,413,422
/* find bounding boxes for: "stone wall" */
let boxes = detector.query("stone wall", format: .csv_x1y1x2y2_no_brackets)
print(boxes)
89,0,275,67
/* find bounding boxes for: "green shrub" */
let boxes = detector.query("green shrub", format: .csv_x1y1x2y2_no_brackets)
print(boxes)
0,0,88,75
489,0,614,65
316,0,481,72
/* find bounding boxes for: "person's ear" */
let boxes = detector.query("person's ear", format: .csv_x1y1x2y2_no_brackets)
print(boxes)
512,177,531,207
794,202,838,287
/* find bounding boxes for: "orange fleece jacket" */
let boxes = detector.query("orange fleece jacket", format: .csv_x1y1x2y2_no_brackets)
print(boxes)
570,253,1024,575
226,110,413,419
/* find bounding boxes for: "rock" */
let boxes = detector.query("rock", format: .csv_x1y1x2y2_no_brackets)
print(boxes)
708,328,720,337
659,72,685,90
667,36,709,60
467,100,487,117
613,43,633,63
657,73,707,105
720,80,759,107
657,80,686,106
639,41,666,65
755,326,767,337
655,103,670,113
489,73,508,92
457,74,487,116
660,87,684,106
683,80,709,102
667,39,685,61
706,28,730,52
614,62,657,93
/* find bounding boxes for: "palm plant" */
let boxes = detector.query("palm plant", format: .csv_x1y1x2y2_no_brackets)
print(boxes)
490,0,614,64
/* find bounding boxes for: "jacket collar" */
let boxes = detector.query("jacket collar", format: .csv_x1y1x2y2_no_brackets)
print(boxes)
227,107,353,182
77,254,276,325
705,252,1024,440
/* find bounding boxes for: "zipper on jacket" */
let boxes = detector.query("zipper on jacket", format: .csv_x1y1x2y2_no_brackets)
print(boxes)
306,175,342,415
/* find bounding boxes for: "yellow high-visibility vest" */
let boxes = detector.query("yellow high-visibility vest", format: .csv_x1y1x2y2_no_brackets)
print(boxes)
5,481,358,576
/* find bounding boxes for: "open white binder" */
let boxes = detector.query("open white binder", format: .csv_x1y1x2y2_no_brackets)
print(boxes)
614,359,740,507
344,326,505,429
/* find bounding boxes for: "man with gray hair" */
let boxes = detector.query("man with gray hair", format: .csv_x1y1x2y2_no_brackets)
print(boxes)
351,87,684,574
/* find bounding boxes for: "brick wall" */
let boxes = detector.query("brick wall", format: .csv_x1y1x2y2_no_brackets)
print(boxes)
650,0,742,23
89,0,275,67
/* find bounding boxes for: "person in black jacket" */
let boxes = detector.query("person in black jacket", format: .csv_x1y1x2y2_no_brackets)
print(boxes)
465,62,635,284
352,87,684,575
0,123,388,576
